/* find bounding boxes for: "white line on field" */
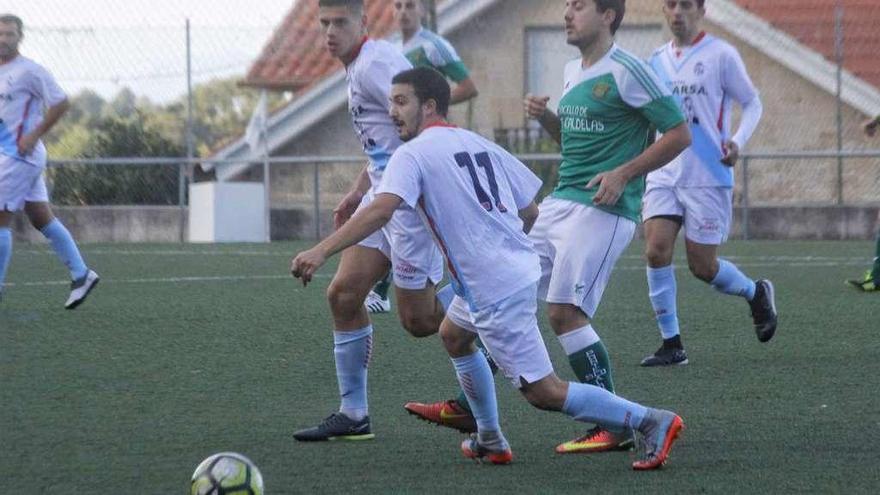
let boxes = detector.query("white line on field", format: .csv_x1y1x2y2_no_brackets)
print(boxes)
5,260,866,288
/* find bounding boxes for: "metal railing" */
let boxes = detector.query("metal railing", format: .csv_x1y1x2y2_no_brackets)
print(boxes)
46,150,880,242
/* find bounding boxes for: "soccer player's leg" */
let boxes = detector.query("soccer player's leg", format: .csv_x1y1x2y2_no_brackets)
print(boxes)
364,272,392,313
641,186,689,366
540,200,637,453
293,242,390,442
442,298,511,464
24,189,99,309
846,227,879,292
0,156,44,302
0,210,12,303
681,188,777,342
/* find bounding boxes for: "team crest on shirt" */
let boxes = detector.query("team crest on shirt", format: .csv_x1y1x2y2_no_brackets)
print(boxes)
694,62,705,76
592,82,611,99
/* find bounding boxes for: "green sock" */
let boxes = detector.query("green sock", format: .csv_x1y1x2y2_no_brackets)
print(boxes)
455,338,498,412
872,233,880,280
373,273,392,299
567,340,615,394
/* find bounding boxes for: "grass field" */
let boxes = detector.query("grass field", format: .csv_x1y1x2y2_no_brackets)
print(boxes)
1,240,878,494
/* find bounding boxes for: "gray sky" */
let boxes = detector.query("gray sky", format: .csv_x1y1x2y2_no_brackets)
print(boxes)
5,0,295,103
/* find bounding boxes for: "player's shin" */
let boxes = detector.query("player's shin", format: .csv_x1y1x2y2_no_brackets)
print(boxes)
710,259,756,300
647,265,680,339
40,219,88,280
562,382,647,433
334,325,373,421
0,227,11,290
451,350,500,433
558,325,615,393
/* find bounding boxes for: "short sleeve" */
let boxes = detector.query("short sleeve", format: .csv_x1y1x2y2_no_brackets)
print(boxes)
614,52,685,132
424,36,470,82
377,148,423,208
30,64,67,107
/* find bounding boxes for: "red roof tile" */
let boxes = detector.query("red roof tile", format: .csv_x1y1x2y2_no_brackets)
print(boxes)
243,0,410,92
734,0,880,88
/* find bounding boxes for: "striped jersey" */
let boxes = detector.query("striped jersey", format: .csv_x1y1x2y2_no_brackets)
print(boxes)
377,124,542,310
346,39,413,189
397,28,470,83
0,55,66,166
647,33,759,187
553,44,684,222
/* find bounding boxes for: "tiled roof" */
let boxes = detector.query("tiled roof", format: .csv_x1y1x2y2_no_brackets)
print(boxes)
242,0,402,92
734,0,880,88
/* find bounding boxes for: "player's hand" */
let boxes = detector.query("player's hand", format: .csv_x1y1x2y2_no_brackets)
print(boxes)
333,190,363,230
586,169,627,206
721,140,740,167
17,132,39,157
524,94,550,120
290,247,327,287
863,117,879,137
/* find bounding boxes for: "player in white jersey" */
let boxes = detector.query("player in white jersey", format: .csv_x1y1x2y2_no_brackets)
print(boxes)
291,0,447,443
0,14,99,308
361,0,481,314
292,66,685,469
639,0,776,366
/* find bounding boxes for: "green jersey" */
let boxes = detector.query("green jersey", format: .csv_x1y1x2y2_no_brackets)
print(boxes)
398,28,470,83
553,44,684,222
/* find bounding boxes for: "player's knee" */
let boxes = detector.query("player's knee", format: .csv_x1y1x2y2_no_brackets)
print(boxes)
645,242,673,267
399,312,439,338
439,325,470,354
687,257,716,283
326,281,363,318
521,385,559,411
546,305,580,333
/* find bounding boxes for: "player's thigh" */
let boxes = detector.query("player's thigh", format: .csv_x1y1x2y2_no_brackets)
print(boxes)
394,282,443,337
0,157,42,216
543,203,636,319
387,207,444,290
679,187,732,246
470,283,555,390
643,216,681,266
331,245,391,301
24,202,54,230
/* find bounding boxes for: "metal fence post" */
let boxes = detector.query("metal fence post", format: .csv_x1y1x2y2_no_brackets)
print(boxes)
314,162,321,240
742,156,750,241
178,161,187,243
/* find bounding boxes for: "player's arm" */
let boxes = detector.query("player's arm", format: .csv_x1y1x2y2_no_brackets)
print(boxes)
518,201,539,234
292,193,402,286
589,122,691,206
722,96,762,166
18,98,69,156
524,94,561,144
721,48,763,166
450,77,478,105
334,165,372,229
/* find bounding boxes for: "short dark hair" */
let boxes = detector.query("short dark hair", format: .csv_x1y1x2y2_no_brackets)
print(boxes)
392,67,451,117
317,0,363,11
592,0,626,35
0,14,23,34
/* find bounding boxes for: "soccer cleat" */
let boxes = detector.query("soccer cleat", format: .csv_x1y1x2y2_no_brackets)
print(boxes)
846,270,878,292
555,426,635,454
640,346,689,367
364,290,391,314
748,279,777,343
292,412,375,442
632,409,684,471
404,399,477,433
64,269,100,310
460,434,513,465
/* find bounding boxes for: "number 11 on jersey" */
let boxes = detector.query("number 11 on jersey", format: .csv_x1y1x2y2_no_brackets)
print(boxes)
454,151,508,213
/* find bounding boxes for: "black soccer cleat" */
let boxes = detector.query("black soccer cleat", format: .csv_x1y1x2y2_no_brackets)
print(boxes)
65,269,100,310
640,346,689,367
293,412,375,442
749,279,777,343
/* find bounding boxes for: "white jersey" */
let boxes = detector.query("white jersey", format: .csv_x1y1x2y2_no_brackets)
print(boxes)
0,55,67,167
378,124,543,310
346,39,412,189
647,33,758,187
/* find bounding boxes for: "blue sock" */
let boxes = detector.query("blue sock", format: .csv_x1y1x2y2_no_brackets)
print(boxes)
647,265,680,339
562,382,648,432
40,219,88,280
436,284,455,312
710,259,756,300
334,325,373,421
451,350,500,432
0,228,11,289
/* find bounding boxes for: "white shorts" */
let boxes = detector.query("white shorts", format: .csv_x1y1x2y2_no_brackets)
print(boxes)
0,156,49,212
446,282,555,389
529,197,636,319
355,188,444,290
643,185,732,245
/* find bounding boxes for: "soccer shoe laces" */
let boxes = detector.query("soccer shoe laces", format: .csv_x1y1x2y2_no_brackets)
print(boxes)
571,426,605,444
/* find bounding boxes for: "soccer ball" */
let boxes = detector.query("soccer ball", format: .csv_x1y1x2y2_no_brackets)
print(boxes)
190,452,264,495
